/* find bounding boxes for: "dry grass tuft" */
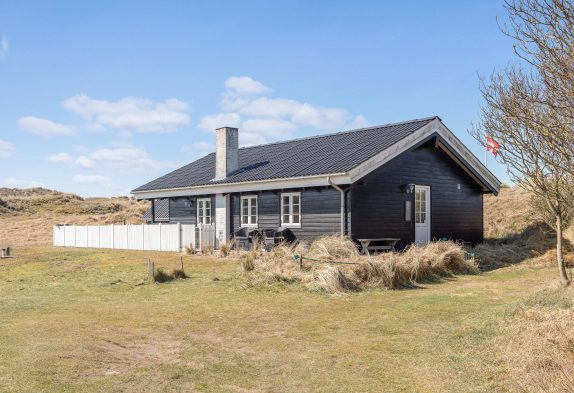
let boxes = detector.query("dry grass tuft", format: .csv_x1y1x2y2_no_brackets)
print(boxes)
200,245,214,255
242,254,255,272
184,244,195,255
313,265,358,293
218,242,231,258
501,287,574,392
247,238,476,294
153,266,188,283
153,268,174,283
307,235,359,261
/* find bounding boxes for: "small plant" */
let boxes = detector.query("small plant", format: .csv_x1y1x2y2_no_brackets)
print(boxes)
242,254,255,272
172,268,188,279
153,268,174,283
219,242,231,258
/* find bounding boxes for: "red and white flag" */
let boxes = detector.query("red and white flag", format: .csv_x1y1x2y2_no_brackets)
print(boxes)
486,136,500,157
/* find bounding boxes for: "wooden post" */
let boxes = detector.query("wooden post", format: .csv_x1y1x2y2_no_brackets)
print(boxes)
180,255,184,273
300,255,303,270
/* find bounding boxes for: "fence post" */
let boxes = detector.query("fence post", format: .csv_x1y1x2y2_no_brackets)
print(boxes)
111,224,115,249
177,222,181,252
199,225,202,251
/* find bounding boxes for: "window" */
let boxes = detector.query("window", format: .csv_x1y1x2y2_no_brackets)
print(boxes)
153,198,169,222
197,198,212,225
281,192,301,227
241,195,258,227
415,189,426,224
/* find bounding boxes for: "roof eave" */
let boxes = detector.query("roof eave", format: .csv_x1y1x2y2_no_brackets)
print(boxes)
131,172,351,199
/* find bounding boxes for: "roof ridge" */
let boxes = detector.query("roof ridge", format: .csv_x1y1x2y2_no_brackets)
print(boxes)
237,116,439,151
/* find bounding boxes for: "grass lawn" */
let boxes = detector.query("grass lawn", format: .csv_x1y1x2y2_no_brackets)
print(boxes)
0,247,556,392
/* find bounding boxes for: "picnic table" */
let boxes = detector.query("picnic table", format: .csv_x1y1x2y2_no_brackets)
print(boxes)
357,238,400,255
1,247,13,258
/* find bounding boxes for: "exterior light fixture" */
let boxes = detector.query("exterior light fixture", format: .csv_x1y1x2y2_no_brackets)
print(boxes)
404,183,416,194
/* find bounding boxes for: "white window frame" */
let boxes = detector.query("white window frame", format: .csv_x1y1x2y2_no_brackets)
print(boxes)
240,195,258,227
197,198,212,225
281,192,301,228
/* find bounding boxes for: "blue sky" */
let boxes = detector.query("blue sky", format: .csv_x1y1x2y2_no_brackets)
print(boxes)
0,0,513,197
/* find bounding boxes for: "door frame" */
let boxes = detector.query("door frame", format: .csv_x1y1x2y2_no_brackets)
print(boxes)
414,185,431,245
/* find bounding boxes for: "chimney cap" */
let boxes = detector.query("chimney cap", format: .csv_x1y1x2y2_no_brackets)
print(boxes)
216,126,238,131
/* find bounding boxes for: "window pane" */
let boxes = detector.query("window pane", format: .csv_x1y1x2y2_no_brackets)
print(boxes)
205,216,211,224
283,203,290,215
292,214,300,224
242,198,248,208
251,197,257,207
293,195,300,205
283,214,290,224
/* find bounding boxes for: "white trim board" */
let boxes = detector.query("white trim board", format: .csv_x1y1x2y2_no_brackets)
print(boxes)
132,118,501,199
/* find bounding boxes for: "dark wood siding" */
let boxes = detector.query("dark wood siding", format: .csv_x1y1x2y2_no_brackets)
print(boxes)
167,195,215,224
350,145,484,249
230,188,341,241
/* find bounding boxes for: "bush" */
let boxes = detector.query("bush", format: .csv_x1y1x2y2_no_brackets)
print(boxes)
153,267,188,283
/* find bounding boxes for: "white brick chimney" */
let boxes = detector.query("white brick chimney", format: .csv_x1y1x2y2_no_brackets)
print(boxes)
215,126,239,179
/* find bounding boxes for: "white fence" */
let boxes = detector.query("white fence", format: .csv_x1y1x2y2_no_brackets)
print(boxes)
53,223,216,252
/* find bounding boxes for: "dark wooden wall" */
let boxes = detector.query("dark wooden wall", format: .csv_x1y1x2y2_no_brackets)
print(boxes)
166,195,215,225
230,188,341,241
350,145,484,249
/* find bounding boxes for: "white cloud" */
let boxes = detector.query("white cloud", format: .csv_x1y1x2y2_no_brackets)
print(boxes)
62,95,190,133
224,76,271,95
72,174,111,185
0,35,8,61
89,146,175,173
18,116,74,137
48,152,73,163
0,140,14,158
199,76,368,144
198,112,241,132
1,177,44,189
75,155,95,169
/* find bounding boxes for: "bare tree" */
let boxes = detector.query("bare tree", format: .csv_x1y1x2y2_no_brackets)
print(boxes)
471,68,573,286
501,0,574,176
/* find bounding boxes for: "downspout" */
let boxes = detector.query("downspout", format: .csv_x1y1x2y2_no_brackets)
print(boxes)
327,176,346,237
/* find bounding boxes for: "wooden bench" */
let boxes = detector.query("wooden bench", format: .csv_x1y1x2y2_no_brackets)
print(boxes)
357,238,400,256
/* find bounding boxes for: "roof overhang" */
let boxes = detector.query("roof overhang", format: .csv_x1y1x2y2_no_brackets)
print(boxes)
132,172,352,199
132,118,501,199
345,118,501,194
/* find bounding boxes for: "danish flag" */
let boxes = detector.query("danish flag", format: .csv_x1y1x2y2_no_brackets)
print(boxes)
486,136,500,157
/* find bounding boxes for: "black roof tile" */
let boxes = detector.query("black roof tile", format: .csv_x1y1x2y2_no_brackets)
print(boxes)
132,116,437,192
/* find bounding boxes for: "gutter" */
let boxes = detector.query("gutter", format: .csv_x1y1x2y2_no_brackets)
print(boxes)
327,176,346,237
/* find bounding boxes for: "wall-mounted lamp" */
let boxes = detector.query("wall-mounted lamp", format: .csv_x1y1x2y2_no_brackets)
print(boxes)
404,183,416,194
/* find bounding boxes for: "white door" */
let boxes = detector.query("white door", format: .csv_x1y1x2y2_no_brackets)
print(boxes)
415,185,430,245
